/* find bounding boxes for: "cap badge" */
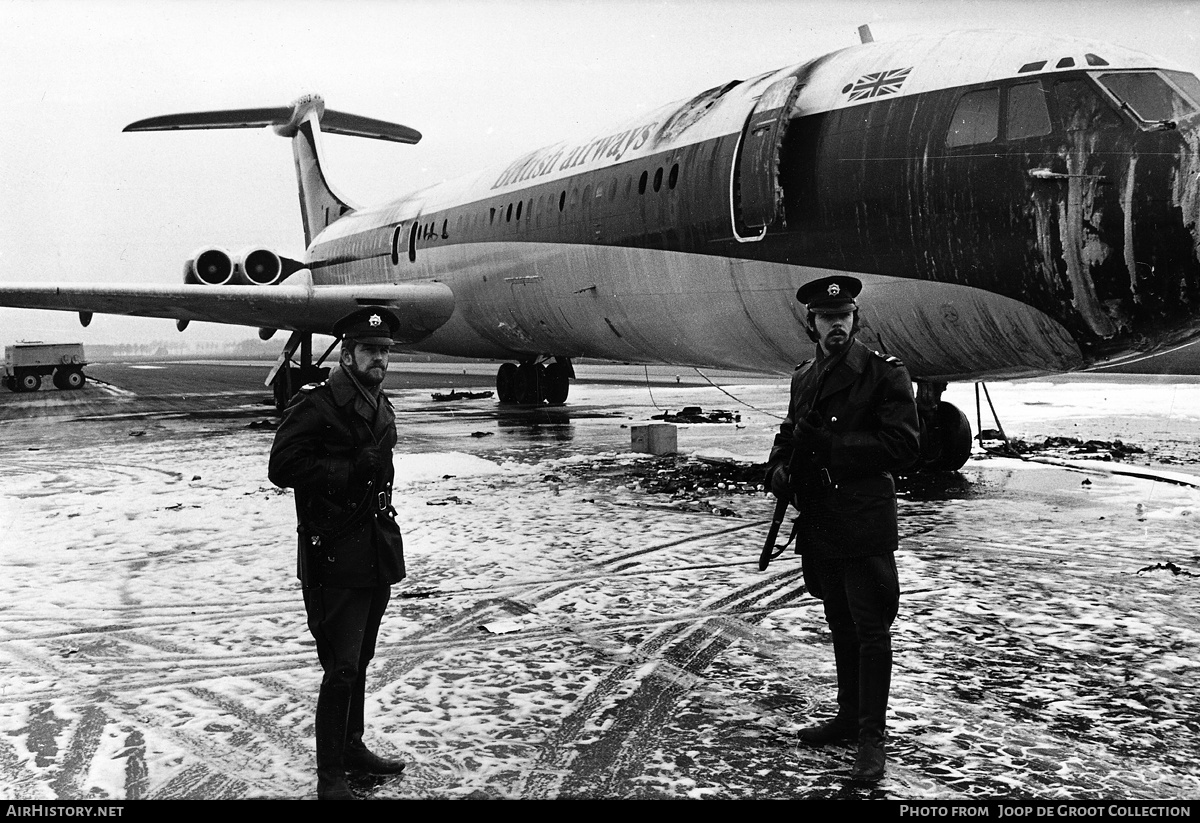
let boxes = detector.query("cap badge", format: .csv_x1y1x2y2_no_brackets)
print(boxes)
369,314,382,327
827,283,840,296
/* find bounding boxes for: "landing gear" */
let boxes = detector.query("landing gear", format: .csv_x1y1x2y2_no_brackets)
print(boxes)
915,381,973,471
269,332,330,411
495,357,573,405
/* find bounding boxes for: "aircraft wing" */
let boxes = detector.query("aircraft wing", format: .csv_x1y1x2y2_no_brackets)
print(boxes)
0,280,455,343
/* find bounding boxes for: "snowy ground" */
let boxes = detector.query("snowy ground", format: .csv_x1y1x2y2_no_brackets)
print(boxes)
0,375,1197,800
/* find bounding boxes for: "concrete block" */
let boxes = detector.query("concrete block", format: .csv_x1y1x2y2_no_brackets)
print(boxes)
631,423,677,455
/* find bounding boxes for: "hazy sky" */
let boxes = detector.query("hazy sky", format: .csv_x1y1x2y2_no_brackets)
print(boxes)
1,0,1198,345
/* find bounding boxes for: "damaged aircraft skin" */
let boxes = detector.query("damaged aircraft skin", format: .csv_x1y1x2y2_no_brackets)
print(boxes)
1,30,1198,469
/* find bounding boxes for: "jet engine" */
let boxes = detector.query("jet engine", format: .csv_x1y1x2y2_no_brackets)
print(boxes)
236,247,285,285
184,247,235,285
184,246,304,285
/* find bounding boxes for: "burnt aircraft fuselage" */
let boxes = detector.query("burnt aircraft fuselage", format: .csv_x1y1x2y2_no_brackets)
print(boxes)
307,32,1200,382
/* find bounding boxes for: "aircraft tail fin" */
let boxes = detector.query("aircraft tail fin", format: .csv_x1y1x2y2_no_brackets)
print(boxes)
124,95,422,244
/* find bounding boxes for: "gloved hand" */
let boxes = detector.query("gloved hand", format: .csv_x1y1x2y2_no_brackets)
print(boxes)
794,411,832,466
353,445,383,479
767,464,791,499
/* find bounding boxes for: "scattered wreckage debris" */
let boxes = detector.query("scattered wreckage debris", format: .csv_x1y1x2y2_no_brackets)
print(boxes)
431,390,495,402
650,406,742,424
982,434,1146,462
427,495,471,506
548,453,768,517
1136,561,1198,578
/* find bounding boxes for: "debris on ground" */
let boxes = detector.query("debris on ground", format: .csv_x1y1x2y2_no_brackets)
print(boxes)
983,435,1146,462
548,453,768,517
1136,561,1198,578
431,390,495,402
650,406,741,424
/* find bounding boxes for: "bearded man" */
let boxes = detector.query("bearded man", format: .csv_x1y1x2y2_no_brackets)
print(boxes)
269,307,408,800
765,275,920,783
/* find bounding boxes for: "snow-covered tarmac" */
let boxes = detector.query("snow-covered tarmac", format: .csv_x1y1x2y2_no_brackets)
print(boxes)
0,371,1197,800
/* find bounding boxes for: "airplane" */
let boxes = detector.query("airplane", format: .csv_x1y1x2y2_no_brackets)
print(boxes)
1,27,1198,471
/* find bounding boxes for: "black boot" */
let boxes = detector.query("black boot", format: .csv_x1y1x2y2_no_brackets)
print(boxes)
344,741,407,776
797,713,857,746
850,738,886,783
850,624,892,783
801,629,861,746
315,682,356,800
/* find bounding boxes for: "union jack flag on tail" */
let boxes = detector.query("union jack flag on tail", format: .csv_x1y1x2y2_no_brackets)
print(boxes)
846,67,912,100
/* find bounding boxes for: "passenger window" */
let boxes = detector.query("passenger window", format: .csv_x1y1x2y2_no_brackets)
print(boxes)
946,88,1000,147
1006,82,1051,139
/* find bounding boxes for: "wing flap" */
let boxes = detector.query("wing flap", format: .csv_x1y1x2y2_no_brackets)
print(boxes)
0,282,455,344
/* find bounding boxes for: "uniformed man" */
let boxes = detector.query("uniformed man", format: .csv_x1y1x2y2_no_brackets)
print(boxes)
268,307,408,800
765,275,920,783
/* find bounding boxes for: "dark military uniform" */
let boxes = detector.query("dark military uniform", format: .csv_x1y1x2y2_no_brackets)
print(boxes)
268,308,407,799
766,276,920,782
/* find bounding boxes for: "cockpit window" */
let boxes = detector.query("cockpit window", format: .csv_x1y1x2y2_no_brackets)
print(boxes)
1095,70,1200,124
1006,82,1052,140
946,88,999,147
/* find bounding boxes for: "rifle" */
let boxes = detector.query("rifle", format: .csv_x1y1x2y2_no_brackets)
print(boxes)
759,451,801,571
759,353,840,571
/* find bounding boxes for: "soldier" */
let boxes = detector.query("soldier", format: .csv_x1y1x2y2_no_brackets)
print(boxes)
765,275,920,783
269,307,408,800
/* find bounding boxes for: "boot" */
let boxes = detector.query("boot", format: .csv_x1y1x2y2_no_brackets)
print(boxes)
850,739,886,783
342,667,406,776
797,713,857,746
801,630,861,746
315,682,356,800
851,624,892,784
344,740,407,776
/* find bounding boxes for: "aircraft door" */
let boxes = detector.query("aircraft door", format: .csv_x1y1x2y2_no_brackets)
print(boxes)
733,76,803,237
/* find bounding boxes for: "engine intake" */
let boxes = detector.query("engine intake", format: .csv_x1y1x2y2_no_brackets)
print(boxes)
185,247,234,285
237,247,284,285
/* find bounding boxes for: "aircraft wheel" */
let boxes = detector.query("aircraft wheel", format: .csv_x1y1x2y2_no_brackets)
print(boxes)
15,370,41,393
921,401,972,472
544,362,570,405
515,362,542,405
496,362,519,404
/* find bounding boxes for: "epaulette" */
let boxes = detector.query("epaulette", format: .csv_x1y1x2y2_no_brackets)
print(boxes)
794,359,814,371
873,350,904,367
299,381,327,392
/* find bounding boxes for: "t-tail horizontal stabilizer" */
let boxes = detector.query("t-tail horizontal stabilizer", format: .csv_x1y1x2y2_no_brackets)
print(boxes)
123,94,421,242
122,94,422,144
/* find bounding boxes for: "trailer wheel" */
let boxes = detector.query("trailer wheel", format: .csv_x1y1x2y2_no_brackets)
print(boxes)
15,370,41,392
54,368,85,390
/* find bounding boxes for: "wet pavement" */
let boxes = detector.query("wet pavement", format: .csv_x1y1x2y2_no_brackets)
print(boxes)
0,364,1197,800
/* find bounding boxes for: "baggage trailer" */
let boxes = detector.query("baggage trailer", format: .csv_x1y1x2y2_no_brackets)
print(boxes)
3,342,88,392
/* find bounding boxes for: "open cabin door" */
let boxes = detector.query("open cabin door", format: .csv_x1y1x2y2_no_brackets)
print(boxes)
732,76,803,238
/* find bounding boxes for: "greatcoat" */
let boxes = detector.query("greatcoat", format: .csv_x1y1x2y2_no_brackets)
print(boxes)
268,365,406,587
767,338,921,561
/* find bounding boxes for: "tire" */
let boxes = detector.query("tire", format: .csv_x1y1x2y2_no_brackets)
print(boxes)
16,371,41,393
53,368,85,390
544,362,570,405
496,362,519,404
921,401,973,472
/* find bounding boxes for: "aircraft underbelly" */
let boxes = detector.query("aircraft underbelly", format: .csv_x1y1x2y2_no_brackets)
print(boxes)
409,242,1081,381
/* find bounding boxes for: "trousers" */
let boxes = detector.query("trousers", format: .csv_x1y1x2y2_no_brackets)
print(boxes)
303,585,391,776
808,552,900,746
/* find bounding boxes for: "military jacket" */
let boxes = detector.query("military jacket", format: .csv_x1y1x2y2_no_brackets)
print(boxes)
767,339,920,560
268,365,406,588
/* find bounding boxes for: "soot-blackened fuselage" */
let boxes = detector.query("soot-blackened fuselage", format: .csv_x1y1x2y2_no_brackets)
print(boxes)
307,33,1200,385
